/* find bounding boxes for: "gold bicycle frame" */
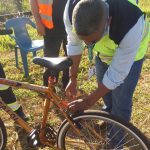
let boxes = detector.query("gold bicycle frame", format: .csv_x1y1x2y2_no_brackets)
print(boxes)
0,78,96,149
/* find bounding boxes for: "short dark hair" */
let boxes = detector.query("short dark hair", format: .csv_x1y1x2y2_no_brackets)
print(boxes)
72,0,109,36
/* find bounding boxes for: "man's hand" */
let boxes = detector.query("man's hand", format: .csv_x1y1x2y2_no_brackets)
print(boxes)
68,98,93,113
65,78,77,101
67,83,110,113
65,54,81,100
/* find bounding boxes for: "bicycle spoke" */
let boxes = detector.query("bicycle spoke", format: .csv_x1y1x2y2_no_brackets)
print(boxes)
57,112,149,150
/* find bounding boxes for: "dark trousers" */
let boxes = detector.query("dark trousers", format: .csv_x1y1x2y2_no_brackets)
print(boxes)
43,28,69,89
0,63,16,104
95,56,144,121
95,57,144,147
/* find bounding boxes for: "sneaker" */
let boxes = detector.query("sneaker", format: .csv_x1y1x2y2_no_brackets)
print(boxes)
15,106,29,122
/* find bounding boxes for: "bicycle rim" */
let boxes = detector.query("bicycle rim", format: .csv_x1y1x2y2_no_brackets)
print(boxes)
0,129,4,149
57,110,149,150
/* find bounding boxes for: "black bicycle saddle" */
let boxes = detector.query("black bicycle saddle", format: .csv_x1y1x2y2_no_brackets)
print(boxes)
33,57,73,72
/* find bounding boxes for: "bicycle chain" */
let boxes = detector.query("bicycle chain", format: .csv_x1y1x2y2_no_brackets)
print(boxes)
35,123,57,146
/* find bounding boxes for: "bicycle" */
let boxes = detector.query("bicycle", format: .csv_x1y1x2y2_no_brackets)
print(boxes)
0,29,150,150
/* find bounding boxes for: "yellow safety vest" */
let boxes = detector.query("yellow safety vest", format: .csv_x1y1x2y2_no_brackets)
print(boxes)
93,0,150,64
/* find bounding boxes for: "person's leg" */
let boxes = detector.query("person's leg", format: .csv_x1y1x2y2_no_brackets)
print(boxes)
109,59,144,147
62,36,69,89
95,56,112,112
111,59,144,121
43,28,62,86
0,63,28,121
43,30,61,57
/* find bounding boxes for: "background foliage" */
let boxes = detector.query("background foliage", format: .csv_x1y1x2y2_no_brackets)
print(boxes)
0,0,30,15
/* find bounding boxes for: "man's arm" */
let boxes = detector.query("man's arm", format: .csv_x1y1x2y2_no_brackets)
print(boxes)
65,54,81,98
69,55,81,80
29,0,45,36
68,83,110,113
103,15,144,90
64,0,84,97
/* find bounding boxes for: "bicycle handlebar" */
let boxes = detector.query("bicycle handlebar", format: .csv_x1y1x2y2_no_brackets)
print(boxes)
0,29,13,35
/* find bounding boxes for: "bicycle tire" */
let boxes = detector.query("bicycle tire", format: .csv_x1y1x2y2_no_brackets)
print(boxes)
0,118,7,150
57,110,150,150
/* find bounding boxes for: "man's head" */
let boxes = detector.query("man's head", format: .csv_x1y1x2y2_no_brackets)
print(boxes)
72,0,109,45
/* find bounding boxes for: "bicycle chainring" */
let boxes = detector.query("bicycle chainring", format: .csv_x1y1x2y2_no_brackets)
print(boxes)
27,123,57,148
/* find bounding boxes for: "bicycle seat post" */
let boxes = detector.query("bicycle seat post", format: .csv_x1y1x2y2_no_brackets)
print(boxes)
39,76,57,145
48,76,57,89
47,70,58,90
48,75,57,84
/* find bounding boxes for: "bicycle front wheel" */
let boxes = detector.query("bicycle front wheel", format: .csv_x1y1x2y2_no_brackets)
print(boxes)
0,118,7,150
57,110,149,150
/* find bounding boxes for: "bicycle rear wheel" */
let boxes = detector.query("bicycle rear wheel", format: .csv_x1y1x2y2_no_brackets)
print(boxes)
0,118,7,150
57,110,150,150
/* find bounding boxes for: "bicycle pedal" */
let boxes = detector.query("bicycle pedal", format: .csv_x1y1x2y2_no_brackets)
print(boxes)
27,129,41,148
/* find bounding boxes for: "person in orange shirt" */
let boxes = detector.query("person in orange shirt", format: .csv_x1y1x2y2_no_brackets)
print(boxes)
30,0,69,89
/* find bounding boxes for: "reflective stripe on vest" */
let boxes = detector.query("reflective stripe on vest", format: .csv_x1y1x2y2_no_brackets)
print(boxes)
37,0,54,29
7,101,20,111
38,0,53,4
0,84,9,90
93,1,149,64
